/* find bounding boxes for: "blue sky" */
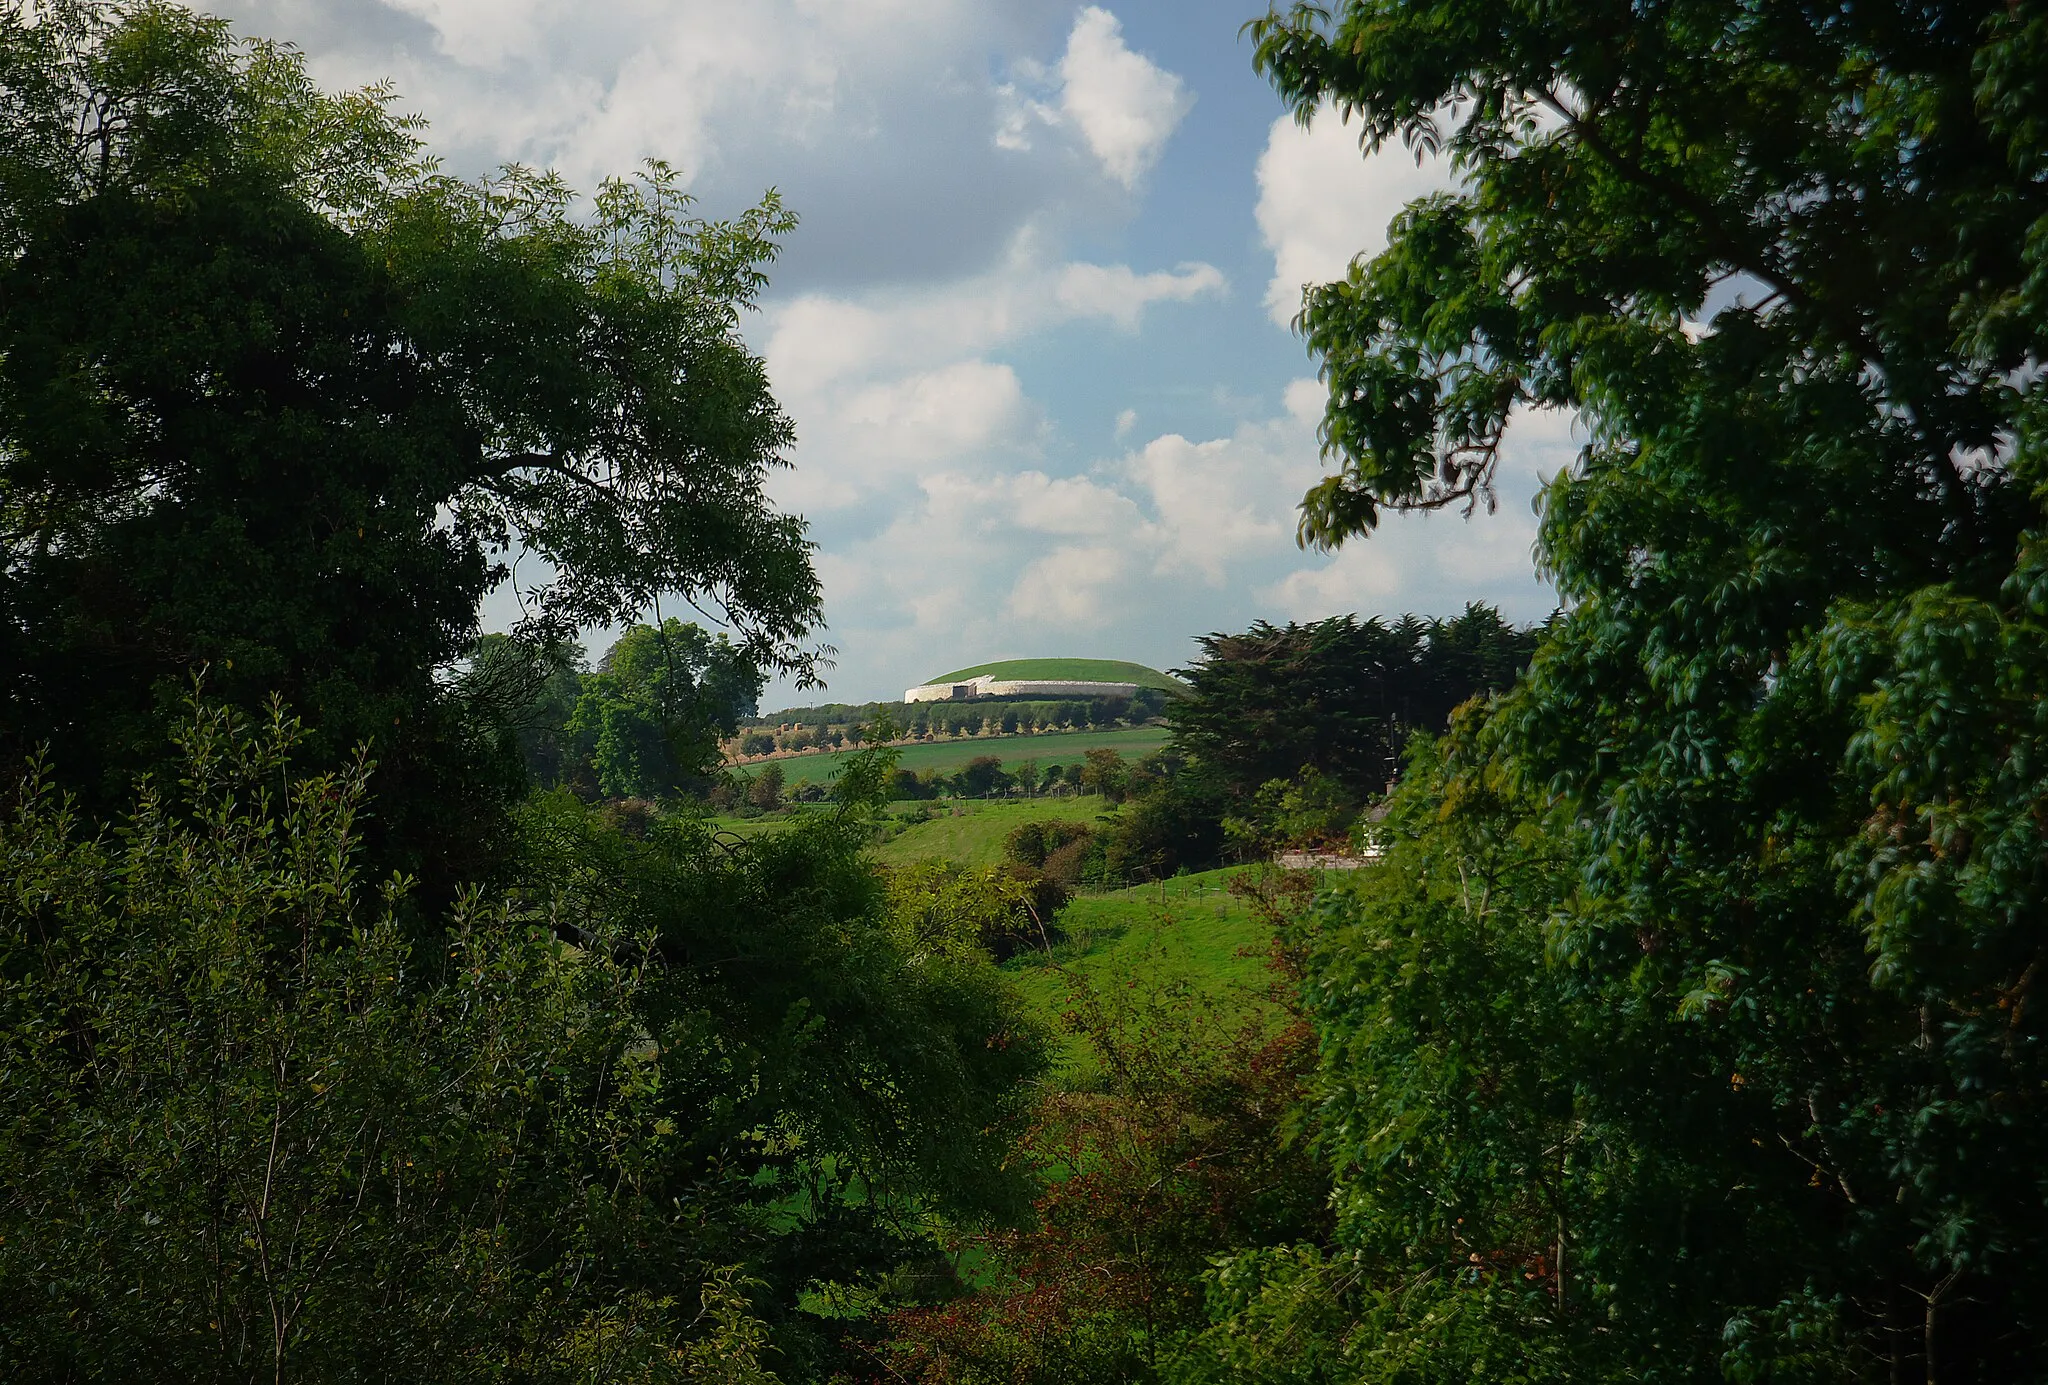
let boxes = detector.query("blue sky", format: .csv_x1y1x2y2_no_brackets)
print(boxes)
213,0,1566,705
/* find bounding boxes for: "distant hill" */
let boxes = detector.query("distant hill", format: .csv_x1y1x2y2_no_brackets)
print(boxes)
924,657,1187,693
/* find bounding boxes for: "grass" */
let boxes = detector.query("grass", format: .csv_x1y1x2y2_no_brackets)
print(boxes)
707,763,1284,1085
924,657,1186,691
870,794,1114,867
1001,867,1281,1082
755,725,1172,787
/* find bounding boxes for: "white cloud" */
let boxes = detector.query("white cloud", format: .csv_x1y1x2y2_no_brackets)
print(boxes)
1056,7,1192,188
1007,545,1130,626
761,230,1224,509
1124,433,1296,583
1053,260,1224,330
1255,102,1456,327
793,386,1562,700
839,360,1033,465
1257,404,1575,622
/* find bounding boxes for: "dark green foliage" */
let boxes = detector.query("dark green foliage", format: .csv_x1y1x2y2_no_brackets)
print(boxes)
1168,606,1537,804
0,705,796,1382
1002,819,1093,870
953,755,1013,799
745,761,785,810
563,619,762,799
0,701,1048,1381
879,877,1327,1385
1237,0,2048,1374
0,4,819,891
513,787,1049,1283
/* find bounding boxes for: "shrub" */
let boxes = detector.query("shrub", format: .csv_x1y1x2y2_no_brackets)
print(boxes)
1039,831,1103,890
0,704,781,1381
1003,819,1093,869
746,763,784,810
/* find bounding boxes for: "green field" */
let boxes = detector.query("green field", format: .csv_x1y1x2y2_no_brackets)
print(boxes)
871,794,1115,866
755,725,1172,786
925,657,1186,691
1002,867,1280,1081
712,783,1284,1082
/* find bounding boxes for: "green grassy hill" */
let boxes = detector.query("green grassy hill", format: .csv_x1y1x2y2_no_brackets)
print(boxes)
1003,867,1280,1080
924,657,1186,691
762,725,1170,786
870,794,1114,866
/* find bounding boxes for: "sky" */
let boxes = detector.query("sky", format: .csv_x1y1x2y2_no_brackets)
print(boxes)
210,0,1567,707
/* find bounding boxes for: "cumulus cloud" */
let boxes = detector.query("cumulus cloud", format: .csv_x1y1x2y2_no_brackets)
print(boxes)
1056,7,1192,187
838,360,1033,466
761,232,1224,509
1255,101,1457,327
213,0,1089,289
1257,404,1576,622
804,390,1564,698
990,6,1192,188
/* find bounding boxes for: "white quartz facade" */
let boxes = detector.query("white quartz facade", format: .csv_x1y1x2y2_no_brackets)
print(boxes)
901,675,1144,704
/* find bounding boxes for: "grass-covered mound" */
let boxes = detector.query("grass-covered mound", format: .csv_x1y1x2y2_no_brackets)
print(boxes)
925,657,1186,691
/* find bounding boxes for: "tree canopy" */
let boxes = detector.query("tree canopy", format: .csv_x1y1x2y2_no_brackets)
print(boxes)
1227,0,2048,1375
0,1,820,887
1168,605,1538,801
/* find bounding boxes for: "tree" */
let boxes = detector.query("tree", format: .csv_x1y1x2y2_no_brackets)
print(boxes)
1169,608,1536,802
0,703,791,1382
0,3,820,892
1248,0,2048,1372
1079,748,1130,803
564,619,763,799
466,631,587,788
746,761,784,811
954,754,1012,799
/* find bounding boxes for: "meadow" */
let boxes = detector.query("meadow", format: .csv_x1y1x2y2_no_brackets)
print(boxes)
869,794,1113,865
1003,867,1280,1082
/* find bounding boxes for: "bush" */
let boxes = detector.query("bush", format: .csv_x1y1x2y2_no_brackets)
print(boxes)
1003,819,1094,870
0,705,782,1381
1039,831,1105,890
883,862,1064,964
747,762,784,810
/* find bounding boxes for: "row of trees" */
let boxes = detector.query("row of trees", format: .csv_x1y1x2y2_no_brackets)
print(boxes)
739,694,1166,758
